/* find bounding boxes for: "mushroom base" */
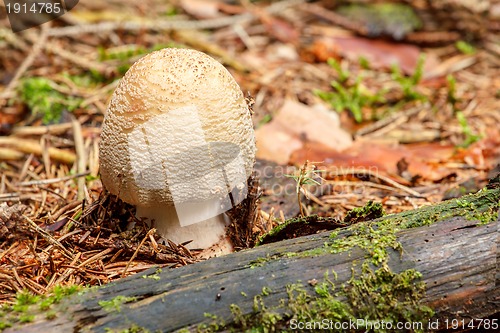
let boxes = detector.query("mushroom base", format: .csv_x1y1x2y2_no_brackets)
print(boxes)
136,203,230,251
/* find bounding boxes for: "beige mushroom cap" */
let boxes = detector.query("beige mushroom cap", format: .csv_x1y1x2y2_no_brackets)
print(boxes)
99,48,256,222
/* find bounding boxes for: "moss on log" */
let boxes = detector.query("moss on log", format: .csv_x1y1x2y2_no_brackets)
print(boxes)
7,187,500,332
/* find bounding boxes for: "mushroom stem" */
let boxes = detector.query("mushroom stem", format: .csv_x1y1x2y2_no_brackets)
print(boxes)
136,199,229,250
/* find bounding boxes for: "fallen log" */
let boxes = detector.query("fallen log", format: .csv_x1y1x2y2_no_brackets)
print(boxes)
9,187,500,332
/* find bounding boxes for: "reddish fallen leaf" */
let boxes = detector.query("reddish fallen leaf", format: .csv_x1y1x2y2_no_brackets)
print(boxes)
290,140,456,182
310,36,439,75
454,133,500,170
256,100,353,165
261,15,300,44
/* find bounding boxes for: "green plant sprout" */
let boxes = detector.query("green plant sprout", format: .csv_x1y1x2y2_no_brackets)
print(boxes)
327,58,350,83
455,41,476,55
19,77,82,124
358,56,371,70
456,112,481,148
317,54,428,122
285,160,325,217
315,58,385,123
446,74,459,113
391,54,426,101
257,113,272,128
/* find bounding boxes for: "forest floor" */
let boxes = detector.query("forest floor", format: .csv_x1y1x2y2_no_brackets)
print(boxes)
0,0,499,305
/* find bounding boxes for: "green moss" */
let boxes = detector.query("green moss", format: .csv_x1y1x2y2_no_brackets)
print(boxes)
197,313,225,332
230,296,282,332
202,264,432,332
142,268,162,280
337,3,421,39
0,285,81,331
328,221,401,265
249,255,275,268
19,77,83,124
390,188,498,229
256,215,321,246
344,201,384,224
345,263,433,328
122,324,151,333
45,310,57,320
99,295,137,313
252,189,498,267
18,314,34,323
261,287,272,296
221,188,498,332
0,323,11,330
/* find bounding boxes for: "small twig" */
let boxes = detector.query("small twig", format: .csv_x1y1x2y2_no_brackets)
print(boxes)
44,40,110,74
18,172,89,186
46,0,305,37
0,25,49,105
41,136,52,179
11,268,26,290
78,248,114,268
11,123,73,136
173,30,250,72
23,215,74,259
324,180,413,195
0,148,24,161
22,278,46,295
0,193,20,202
327,169,424,198
355,103,427,137
425,55,477,79
0,241,19,262
301,187,327,207
0,137,76,164
51,200,83,222
52,252,81,287
55,248,113,285
71,116,86,201
0,27,29,51
301,3,367,35
122,228,156,278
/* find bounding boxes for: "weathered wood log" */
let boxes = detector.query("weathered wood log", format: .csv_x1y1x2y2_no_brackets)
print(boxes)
11,188,500,332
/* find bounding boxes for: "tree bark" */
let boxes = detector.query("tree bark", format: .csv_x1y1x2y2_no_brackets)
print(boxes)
12,188,500,332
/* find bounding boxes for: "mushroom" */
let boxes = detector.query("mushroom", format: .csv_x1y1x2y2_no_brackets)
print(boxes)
99,48,256,256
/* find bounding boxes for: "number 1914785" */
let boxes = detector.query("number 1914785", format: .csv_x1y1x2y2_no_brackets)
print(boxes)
6,2,62,14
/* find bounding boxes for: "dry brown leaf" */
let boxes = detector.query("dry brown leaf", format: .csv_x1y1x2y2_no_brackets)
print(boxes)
310,36,439,75
256,99,353,164
290,140,456,182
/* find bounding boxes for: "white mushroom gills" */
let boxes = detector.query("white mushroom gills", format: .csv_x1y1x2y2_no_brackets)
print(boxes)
99,48,256,255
